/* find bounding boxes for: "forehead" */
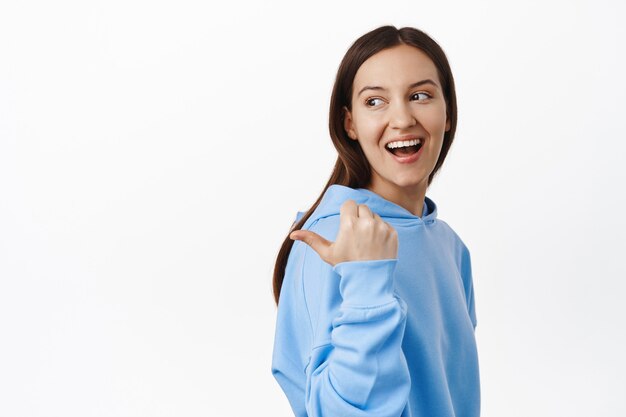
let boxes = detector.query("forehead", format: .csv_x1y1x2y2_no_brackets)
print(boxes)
353,44,439,89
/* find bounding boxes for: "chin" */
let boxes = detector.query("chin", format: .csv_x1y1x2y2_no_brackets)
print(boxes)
392,177,427,189
398,172,428,184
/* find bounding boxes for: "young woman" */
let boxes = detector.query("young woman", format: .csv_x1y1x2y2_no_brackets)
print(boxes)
271,25,480,417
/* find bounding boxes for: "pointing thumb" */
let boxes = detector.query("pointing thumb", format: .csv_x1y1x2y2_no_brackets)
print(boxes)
290,230,333,264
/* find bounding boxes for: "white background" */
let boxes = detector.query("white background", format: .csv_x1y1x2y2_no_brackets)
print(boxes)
1,0,625,416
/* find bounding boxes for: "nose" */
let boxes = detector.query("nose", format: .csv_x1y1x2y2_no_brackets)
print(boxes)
389,101,417,129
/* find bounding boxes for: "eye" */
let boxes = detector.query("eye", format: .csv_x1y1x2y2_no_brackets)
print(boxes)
365,97,385,107
411,92,432,101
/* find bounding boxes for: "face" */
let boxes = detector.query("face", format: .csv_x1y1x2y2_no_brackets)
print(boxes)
343,44,451,199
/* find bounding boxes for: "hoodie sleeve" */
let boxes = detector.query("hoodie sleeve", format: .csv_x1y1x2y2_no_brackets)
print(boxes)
304,259,411,416
300,219,411,416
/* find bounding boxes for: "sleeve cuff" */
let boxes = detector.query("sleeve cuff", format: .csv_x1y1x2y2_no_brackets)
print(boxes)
332,259,398,307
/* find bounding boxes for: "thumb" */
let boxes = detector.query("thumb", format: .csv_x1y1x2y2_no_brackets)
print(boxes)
290,230,333,264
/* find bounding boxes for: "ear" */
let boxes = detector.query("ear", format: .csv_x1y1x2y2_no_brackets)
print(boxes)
342,106,358,140
445,117,451,132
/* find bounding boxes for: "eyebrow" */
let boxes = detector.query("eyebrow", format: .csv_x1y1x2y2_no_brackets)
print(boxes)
357,79,439,97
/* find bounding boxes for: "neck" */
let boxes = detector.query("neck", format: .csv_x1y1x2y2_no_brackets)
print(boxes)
365,178,428,217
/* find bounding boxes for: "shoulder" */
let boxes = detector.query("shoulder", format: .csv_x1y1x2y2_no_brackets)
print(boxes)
284,214,341,294
295,215,344,346
431,218,471,265
304,214,341,241
436,220,474,289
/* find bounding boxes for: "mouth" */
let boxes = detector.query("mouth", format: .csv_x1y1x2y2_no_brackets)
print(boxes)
385,138,423,157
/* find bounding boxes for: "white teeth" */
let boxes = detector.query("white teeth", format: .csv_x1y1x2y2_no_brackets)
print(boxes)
386,139,422,149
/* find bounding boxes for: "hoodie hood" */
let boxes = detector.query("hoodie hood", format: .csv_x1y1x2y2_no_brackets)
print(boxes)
295,184,438,229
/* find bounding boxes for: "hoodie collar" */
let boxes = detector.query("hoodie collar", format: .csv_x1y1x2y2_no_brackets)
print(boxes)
297,184,438,227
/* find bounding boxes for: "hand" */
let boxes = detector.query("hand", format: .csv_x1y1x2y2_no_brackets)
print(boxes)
289,199,398,267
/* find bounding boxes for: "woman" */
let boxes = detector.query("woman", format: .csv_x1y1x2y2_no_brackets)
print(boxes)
271,25,480,417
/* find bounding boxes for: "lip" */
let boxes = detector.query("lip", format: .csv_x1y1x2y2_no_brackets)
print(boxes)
384,135,425,164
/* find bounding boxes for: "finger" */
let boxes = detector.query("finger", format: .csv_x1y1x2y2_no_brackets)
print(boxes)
358,203,374,218
373,213,393,233
340,199,358,218
339,199,358,227
374,213,390,226
289,230,332,263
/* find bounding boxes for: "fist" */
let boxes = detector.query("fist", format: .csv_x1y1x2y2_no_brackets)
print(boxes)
289,199,398,266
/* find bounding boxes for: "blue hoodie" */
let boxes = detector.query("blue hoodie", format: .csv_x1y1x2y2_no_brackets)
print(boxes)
271,184,480,417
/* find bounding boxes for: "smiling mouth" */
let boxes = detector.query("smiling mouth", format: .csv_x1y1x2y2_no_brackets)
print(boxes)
386,142,422,157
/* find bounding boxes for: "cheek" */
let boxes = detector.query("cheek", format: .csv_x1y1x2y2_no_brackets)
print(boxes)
357,117,386,141
422,105,448,129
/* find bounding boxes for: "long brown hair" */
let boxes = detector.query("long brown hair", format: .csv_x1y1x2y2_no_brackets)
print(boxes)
272,25,458,305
